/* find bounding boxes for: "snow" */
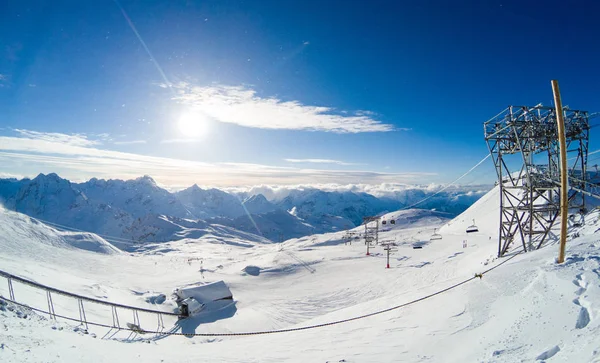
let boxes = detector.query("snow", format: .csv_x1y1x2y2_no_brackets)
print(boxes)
0,206,121,255
0,173,483,244
1,174,317,244
175,281,232,304
77,176,193,219
1,184,600,362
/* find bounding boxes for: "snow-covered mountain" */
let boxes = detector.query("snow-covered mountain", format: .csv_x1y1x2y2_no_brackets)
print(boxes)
276,189,402,226
76,176,193,219
242,194,278,215
5,173,136,238
0,174,487,245
175,184,247,219
210,209,317,241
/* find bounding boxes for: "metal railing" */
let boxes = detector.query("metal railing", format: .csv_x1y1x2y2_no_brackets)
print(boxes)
0,269,179,338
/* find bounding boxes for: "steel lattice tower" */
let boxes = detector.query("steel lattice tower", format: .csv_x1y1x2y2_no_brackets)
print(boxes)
484,105,590,257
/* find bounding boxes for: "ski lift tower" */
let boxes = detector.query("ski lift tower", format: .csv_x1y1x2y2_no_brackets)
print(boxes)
484,105,590,257
381,242,398,268
363,216,380,255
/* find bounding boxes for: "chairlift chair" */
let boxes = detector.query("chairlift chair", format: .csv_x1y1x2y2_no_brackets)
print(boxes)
430,228,442,241
412,239,426,249
466,219,479,233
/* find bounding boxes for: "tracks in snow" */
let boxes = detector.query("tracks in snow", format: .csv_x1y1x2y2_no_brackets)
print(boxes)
573,273,592,329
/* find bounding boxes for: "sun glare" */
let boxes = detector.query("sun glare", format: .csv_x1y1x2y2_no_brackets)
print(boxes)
178,112,209,138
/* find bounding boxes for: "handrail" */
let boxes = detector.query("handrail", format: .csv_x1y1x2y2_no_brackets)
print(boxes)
0,269,179,316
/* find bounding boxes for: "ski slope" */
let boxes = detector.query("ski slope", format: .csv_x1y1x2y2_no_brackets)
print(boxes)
1,187,600,362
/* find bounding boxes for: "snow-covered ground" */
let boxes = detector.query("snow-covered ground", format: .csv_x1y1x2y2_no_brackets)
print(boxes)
1,186,599,362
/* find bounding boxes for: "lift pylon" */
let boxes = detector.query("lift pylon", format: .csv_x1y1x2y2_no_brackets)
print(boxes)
484,105,590,256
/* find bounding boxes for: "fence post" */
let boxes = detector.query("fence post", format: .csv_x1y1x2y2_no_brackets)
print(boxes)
46,291,56,320
7,277,15,301
78,299,88,330
112,306,121,329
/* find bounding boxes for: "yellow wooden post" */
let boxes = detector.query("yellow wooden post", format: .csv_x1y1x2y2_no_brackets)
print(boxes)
551,80,568,263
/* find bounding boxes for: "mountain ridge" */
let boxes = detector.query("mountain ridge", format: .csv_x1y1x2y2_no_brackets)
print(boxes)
0,173,487,245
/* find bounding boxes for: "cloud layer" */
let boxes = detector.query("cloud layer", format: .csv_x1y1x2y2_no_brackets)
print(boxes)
171,83,397,133
113,140,147,145
14,129,100,147
0,129,433,187
223,183,491,202
284,158,358,166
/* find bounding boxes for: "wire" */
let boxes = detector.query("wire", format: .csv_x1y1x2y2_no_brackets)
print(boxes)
399,154,491,211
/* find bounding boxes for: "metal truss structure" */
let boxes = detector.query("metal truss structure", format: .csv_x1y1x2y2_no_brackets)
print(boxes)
484,105,590,257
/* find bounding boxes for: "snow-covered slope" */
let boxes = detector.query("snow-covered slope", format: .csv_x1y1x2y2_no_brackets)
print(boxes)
1,184,600,362
439,184,502,236
228,209,316,241
0,205,120,255
381,209,453,229
121,213,272,248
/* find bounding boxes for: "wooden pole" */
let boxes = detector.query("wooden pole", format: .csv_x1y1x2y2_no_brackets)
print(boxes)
552,80,568,263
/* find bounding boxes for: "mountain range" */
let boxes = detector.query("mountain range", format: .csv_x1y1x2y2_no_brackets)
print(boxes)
0,173,488,248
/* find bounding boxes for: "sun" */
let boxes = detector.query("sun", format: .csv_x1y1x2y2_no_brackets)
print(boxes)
178,112,209,138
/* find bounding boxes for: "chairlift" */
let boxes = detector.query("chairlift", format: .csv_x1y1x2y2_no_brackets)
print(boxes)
412,240,426,249
430,228,442,241
466,219,479,233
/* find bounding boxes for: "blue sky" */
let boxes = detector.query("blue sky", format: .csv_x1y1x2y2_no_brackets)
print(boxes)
1,0,599,188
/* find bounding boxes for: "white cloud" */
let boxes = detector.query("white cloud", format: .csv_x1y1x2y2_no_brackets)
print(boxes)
14,129,100,147
0,131,434,187
0,74,8,87
170,83,397,133
356,110,376,116
113,140,147,145
284,158,359,166
224,183,490,202
0,172,25,180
